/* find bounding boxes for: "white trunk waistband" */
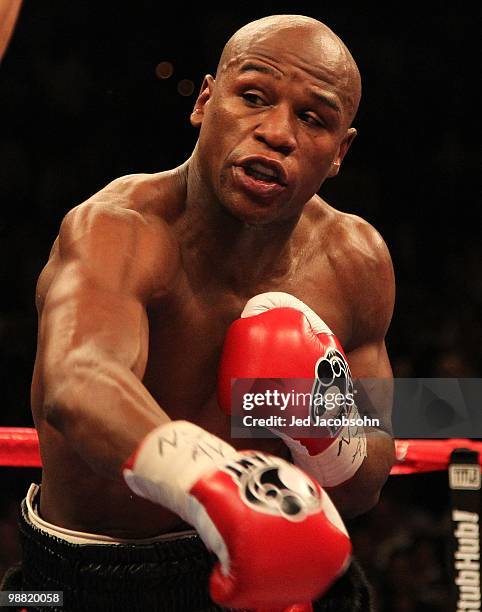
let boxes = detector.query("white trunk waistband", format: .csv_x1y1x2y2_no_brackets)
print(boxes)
25,483,195,545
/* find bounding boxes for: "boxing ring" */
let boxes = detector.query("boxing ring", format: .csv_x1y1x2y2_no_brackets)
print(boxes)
2,427,482,472
1,428,481,611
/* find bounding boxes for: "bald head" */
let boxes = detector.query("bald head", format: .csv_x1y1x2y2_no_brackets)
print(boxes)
216,15,361,126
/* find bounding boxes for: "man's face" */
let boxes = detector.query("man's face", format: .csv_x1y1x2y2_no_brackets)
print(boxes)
191,27,357,225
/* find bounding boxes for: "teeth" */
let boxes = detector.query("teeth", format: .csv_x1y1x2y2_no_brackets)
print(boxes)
248,169,275,182
249,162,278,179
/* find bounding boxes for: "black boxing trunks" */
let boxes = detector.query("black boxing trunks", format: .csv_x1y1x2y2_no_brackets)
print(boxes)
6,485,373,612
13,484,222,612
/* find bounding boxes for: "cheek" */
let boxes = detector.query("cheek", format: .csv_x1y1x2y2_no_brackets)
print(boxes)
196,112,225,175
298,154,332,192
205,96,239,131
301,140,338,181
199,102,238,156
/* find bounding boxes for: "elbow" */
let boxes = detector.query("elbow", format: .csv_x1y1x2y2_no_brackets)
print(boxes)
331,439,395,519
42,358,89,432
338,489,381,520
43,385,76,433
348,458,394,517
329,462,392,519
353,489,381,517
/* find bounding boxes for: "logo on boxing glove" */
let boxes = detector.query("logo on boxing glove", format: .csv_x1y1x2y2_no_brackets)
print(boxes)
310,348,354,435
223,452,322,522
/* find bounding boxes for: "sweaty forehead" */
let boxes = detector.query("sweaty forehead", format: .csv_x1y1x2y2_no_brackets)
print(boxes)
226,30,345,81
217,17,361,122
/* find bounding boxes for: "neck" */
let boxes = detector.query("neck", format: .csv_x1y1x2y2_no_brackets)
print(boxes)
174,150,301,293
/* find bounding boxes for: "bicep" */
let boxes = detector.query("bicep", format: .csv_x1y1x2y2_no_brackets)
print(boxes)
347,339,392,379
343,220,395,433
39,261,150,382
346,340,394,436
37,203,177,383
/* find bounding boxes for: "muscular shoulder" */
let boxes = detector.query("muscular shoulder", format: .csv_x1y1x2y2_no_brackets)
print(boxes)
82,170,184,218
328,208,392,279
37,173,181,307
308,198,395,344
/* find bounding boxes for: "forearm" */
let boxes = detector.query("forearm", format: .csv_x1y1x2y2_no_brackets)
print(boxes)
326,432,395,519
43,356,168,479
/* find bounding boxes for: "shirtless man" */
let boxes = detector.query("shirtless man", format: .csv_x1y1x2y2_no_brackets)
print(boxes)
23,14,394,612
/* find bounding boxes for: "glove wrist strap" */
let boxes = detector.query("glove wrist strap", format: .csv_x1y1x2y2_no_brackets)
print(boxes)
122,420,237,520
286,407,367,487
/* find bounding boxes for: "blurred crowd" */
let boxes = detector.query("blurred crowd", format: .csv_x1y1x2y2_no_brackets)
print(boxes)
351,473,453,611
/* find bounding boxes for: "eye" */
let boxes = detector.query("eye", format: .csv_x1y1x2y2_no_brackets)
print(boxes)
241,92,267,107
299,112,324,128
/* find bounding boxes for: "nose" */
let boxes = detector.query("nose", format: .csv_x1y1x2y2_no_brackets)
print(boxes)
253,103,296,156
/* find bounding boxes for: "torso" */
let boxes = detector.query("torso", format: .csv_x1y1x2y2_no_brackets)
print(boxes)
31,171,361,538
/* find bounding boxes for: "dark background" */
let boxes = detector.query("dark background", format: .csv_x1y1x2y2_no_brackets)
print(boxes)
0,3,479,610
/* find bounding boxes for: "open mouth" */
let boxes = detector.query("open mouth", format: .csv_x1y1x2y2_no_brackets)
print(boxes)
238,157,288,186
243,162,281,184
232,156,288,201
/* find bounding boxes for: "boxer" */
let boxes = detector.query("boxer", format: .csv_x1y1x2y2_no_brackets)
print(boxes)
19,14,394,611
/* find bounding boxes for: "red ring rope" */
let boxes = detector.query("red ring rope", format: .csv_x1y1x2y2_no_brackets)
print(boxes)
1,427,481,473
0,427,42,467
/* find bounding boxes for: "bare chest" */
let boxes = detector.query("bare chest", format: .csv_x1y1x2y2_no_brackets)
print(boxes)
142,261,353,428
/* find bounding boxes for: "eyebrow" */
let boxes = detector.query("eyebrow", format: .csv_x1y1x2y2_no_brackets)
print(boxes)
238,61,341,114
238,61,281,79
309,90,341,114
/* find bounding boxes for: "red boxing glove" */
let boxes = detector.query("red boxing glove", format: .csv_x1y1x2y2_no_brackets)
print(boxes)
123,421,351,609
218,292,367,488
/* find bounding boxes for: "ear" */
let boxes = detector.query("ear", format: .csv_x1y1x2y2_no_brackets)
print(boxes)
327,128,357,178
190,75,215,127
